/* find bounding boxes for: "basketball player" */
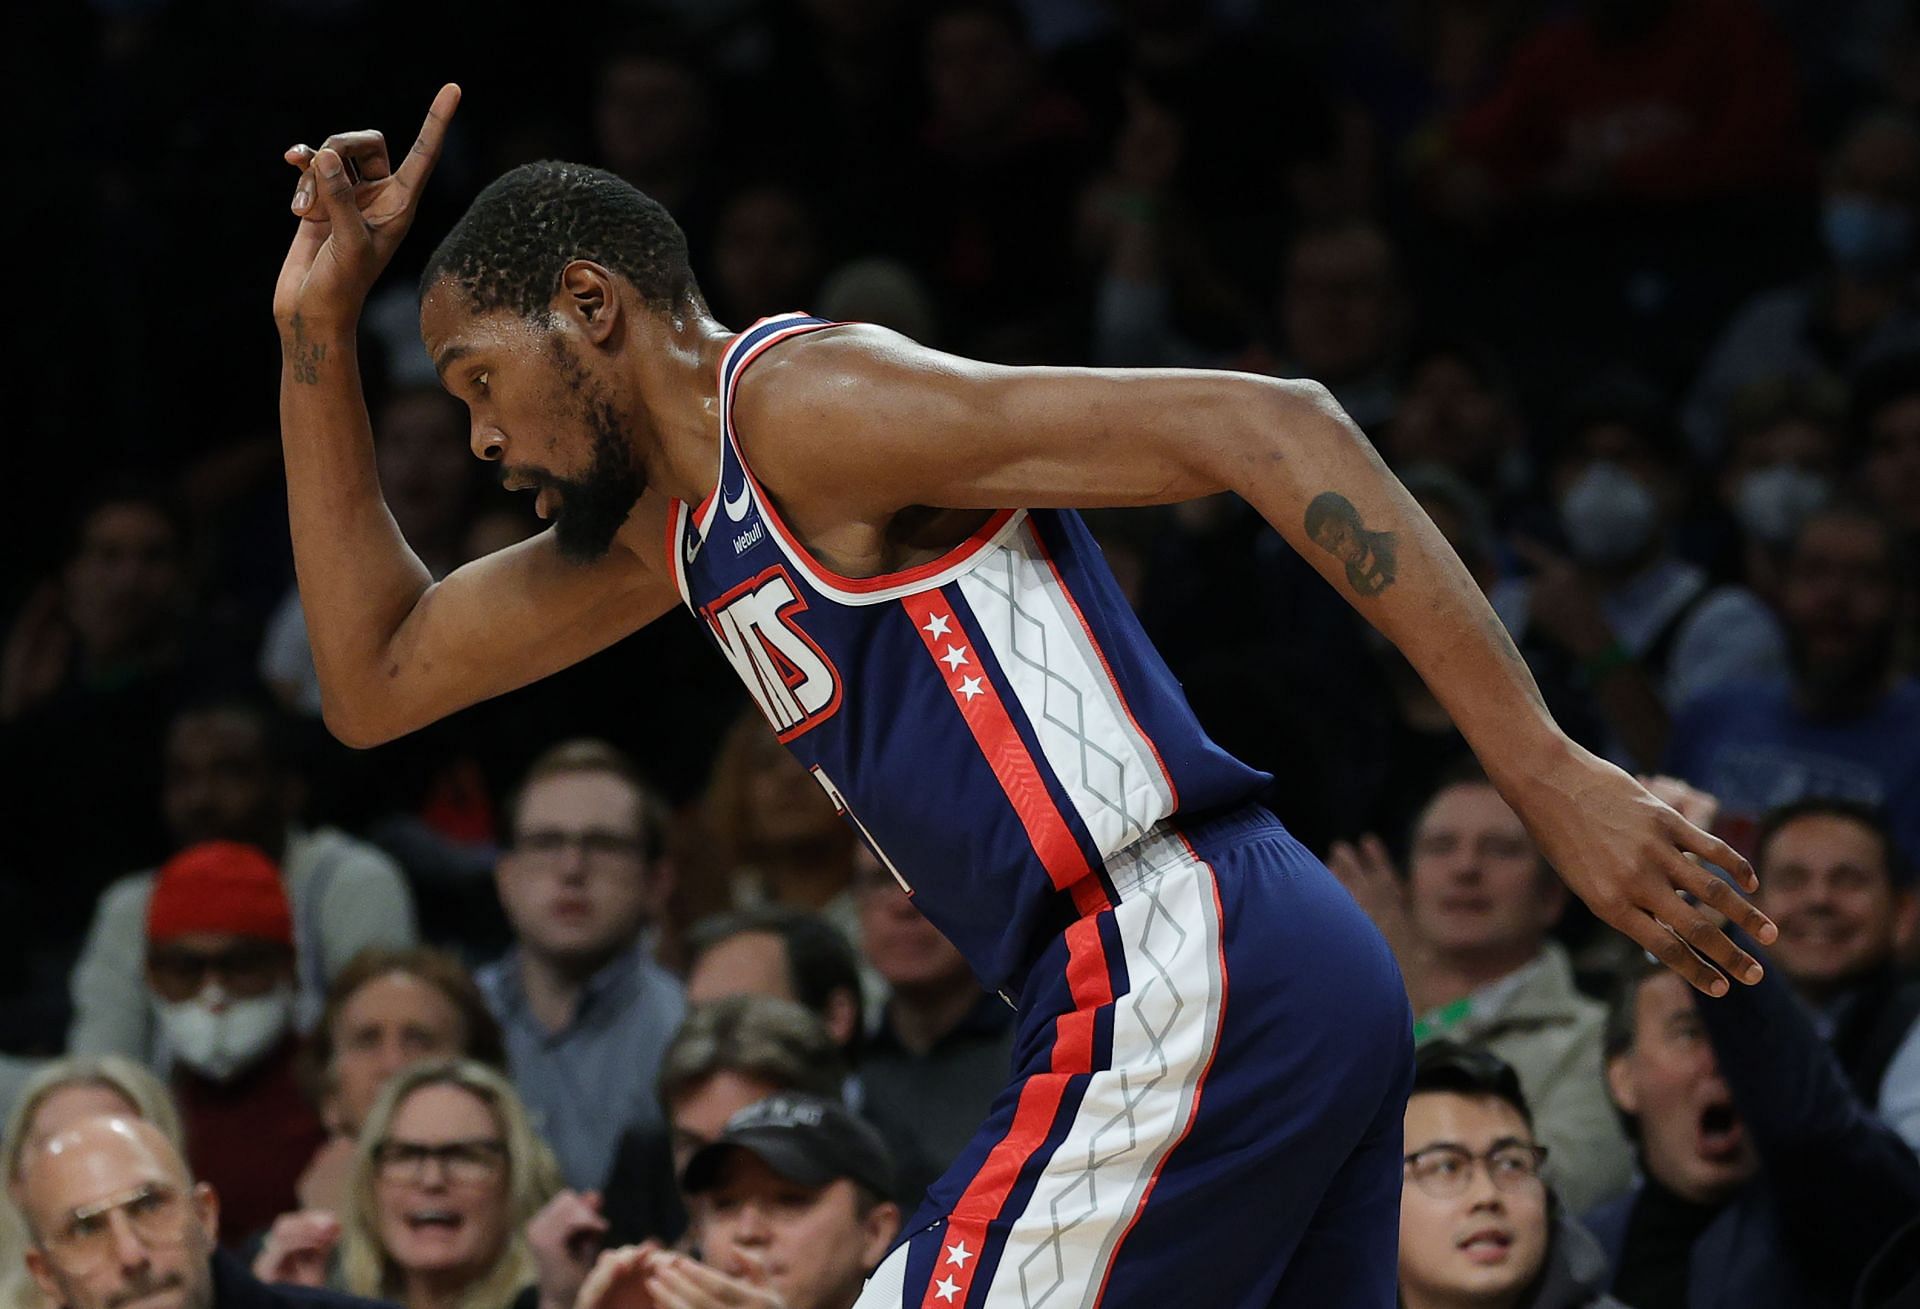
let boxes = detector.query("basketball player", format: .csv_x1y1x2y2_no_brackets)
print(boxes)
273,86,1774,1307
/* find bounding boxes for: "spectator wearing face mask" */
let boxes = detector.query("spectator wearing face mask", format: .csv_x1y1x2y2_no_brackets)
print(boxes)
1710,377,1845,595
1495,376,1787,771
1684,110,1920,458
143,842,327,1246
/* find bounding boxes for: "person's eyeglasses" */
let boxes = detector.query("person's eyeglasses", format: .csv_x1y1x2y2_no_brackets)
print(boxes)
1402,1142,1549,1198
513,829,644,863
40,1184,192,1273
146,943,289,1000
373,1138,507,1186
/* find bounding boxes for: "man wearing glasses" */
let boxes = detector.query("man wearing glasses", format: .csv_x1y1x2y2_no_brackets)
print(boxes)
476,739,684,1191
1399,1041,1624,1309
19,1116,387,1309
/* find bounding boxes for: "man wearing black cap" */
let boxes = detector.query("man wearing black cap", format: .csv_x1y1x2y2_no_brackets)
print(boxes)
582,1095,901,1309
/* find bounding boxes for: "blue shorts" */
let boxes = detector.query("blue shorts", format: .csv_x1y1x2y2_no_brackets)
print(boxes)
855,805,1413,1308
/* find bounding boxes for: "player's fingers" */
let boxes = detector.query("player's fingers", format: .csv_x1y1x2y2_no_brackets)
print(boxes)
1661,805,1759,896
310,149,372,256
1661,897,1761,990
1625,911,1730,997
395,82,461,191
318,129,391,180
1671,855,1777,949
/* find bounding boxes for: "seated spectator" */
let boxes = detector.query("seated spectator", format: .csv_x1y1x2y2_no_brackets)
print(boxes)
298,948,508,1214
1752,798,1920,1151
144,842,326,1245
583,1095,901,1309
1383,338,1533,522
256,1061,559,1309
1493,375,1785,770
478,741,684,1192
2,1056,182,1309
683,906,866,1051
1329,767,1635,1213
16,1116,388,1309
702,713,860,942
1400,1041,1623,1309
1853,351,1920,551
71,692,416,1064
1591,940,1920,1306
854,847,1014,1198
535,996,846,1306
1666,501,1920,861
1711,377,1845,594
1684,111,1920,455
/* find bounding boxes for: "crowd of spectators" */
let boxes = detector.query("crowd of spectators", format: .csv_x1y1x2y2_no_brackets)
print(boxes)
6,0,1920,1305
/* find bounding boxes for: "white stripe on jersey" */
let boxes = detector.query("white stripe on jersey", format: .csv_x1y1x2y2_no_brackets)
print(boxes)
957,521,1176,858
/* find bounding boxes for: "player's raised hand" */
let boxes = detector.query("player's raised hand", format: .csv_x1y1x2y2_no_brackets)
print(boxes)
1511,744,1774,997
273,83,460,331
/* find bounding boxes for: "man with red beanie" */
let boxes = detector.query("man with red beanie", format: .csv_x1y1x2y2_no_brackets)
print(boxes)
145,840,326,1245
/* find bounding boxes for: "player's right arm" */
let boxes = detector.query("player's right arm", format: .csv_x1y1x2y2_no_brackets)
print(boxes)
273,86,676,747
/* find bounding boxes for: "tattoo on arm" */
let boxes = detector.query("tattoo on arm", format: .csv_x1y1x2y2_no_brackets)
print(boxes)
1305,491,1398,597
288,314,328,385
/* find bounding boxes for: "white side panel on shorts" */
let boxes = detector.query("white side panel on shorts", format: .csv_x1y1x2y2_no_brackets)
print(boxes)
980,829,1226,1309
955,524,1175,857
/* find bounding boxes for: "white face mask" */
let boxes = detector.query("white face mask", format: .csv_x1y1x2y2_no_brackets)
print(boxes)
1559,460,1659,566
1734,464,1831,546
156,984,295,1082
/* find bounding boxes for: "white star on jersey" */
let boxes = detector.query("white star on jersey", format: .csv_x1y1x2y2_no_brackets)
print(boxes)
940,644,970,671
932,1276,962,1303
956,676,985,701
922,612,952,639
944,1240,973,1269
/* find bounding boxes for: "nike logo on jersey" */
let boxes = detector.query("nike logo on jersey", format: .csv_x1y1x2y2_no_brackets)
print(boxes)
701,565,843,740
722,477,752,522
685,531,702,564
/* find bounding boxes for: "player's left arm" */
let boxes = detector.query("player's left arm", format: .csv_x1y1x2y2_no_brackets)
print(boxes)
742,326,1776,995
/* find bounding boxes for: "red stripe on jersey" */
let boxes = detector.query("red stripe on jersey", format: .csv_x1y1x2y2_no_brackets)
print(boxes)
905,591,1092,891
1024,520,1180,809
1053,912,1115,1075
921,1072,1073,1309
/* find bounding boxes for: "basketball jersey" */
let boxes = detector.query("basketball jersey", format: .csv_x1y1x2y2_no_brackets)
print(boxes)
668,314,1269,990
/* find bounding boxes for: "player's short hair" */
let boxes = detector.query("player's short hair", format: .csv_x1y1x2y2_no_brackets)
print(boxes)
656,994,846,1109
1410,1040,1534,1128
1755,795,1909,887
422,161,703,319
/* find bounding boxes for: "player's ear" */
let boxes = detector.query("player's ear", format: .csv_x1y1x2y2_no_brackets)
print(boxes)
558,261,620,345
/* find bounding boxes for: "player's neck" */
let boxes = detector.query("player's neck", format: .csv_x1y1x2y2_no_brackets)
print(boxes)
626,305,735,506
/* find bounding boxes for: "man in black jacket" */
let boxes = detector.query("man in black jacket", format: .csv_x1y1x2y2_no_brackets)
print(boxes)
18,1115,392,1309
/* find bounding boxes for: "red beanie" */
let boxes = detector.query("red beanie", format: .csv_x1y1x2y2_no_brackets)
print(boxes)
147,841,294,945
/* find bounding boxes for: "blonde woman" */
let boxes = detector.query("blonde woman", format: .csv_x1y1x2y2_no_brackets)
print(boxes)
1,1056,184,1309
258,1060,559,1309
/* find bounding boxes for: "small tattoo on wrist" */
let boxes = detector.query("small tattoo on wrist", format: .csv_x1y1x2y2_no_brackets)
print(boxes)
288,313,328,385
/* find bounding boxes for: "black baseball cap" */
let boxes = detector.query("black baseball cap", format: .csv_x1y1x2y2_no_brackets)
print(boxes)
681,1094,895,1199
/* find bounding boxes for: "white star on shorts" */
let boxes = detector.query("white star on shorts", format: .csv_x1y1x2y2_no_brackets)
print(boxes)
944,1240,973,1268
923,613,953,639
956,676,985,702
940,644,970,671
933,1275,962,1303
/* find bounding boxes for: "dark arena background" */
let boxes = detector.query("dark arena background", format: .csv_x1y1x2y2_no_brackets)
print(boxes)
3,2,1920,1307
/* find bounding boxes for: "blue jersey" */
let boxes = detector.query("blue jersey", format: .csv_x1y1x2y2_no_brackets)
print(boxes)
668,314,1269,990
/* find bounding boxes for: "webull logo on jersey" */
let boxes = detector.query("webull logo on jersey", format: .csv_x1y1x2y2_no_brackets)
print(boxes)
700,565,843,740
732,520,765,555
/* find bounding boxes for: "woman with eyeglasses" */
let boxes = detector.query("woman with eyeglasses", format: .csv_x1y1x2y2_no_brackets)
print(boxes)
256,1060,558,1309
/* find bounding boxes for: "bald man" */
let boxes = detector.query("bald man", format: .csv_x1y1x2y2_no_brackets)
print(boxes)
17,1117,391,1309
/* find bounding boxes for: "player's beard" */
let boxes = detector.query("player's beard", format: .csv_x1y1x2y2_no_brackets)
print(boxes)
547,395,644,563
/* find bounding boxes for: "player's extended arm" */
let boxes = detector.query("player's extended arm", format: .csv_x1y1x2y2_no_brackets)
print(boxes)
273,87,674,747
740,327,1777,995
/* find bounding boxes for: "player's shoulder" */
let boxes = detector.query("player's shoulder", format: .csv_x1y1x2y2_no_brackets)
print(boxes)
734,322,973,427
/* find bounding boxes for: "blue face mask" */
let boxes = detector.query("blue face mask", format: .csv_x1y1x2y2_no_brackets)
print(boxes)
1823,195,1913,275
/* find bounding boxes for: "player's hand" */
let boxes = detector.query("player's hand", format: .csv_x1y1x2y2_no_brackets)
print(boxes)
528,1189,610,1309
252,1209,341,1287
273,83,461,333
1511,742,1774,997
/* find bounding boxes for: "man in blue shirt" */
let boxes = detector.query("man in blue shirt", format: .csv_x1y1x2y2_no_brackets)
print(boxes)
1667,501,1920,862
476,739,685,1190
